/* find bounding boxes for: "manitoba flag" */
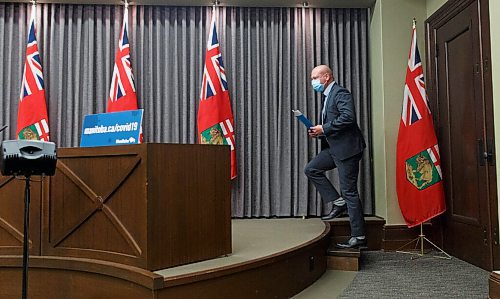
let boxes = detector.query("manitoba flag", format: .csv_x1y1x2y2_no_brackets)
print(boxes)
107,6,142,142
197,10,237,180
396,22,446,227
17,5,50,141
107,6,138,113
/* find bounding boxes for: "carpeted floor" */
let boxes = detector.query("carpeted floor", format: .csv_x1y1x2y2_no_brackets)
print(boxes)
339,251,489,298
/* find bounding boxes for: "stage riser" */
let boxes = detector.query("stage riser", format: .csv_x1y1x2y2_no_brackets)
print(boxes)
489,272,500,299
0,267,153,299
0,243,326,299
159,243,327,298
0,224,330,298
326,246,360,271
327,256,358,271
327,216,385,250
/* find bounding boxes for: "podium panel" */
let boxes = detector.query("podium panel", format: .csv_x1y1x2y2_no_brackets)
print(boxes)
41,143,231,270
0,176,42,256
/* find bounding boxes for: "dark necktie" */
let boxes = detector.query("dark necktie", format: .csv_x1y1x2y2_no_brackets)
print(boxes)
321,95,328,124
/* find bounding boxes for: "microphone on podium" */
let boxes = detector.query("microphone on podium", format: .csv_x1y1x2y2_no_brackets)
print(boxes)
0,125,7,133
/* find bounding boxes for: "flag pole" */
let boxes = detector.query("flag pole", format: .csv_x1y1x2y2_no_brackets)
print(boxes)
212,0,220,17
31,0,36,19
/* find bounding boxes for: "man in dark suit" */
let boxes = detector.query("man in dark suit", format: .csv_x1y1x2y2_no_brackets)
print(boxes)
304,65,366,249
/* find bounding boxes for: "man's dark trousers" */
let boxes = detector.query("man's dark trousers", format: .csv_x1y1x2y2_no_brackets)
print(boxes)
305,150,365,237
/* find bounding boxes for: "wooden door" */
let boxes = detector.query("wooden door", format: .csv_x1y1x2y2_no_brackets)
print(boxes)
427,0,498,270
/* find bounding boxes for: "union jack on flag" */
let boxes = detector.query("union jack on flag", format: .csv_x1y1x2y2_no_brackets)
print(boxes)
200,21,228,101
107,6,138,113
198,11,237,179
21,21,44,97
401,25,431,126
17,5,50,141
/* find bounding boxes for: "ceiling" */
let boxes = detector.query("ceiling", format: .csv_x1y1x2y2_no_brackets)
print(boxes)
3,0,376,8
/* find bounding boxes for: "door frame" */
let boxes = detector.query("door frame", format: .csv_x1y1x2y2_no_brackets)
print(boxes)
425,0,499,270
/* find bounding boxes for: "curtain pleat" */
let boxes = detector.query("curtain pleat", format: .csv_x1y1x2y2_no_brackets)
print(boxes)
0,4,372,217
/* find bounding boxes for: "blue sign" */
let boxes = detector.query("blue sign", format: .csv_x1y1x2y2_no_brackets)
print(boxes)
80,109,143,147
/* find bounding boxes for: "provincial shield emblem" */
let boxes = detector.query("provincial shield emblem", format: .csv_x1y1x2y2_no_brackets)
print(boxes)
405,148,442,190
200,124,227,145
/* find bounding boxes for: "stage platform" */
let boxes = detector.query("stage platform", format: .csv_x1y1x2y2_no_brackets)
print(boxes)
0,218,330,298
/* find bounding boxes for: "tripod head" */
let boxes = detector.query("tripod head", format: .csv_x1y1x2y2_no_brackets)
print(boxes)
0,139,57,177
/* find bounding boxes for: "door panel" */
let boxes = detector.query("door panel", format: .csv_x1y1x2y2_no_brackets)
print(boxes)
443,17,482,224
432,0,492,269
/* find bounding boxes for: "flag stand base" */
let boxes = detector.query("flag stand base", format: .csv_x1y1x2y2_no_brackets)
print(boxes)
395,223,452,260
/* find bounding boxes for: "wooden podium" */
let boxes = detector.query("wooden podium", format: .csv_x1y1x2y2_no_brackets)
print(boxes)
0,143,231,271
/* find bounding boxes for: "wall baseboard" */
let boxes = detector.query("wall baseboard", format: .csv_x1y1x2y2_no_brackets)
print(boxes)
382,223,441,251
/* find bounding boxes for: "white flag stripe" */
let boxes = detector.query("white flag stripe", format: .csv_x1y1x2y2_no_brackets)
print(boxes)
225,119,233,132
415,74,430,113
41,119,49,132
205,67,216,98
28,55,44,90
409,92,422,121
427,148,437,163
226,137,234,150
220,121,228,135
23,75,31,96
402,86,410,125
34,122,42,135
436,165,443,178
122,56,136,92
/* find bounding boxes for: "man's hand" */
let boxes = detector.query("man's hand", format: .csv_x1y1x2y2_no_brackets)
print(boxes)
308,125,324,138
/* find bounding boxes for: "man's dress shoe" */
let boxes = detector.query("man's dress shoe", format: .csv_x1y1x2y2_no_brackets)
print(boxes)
321,204,347,221
335,237,367,249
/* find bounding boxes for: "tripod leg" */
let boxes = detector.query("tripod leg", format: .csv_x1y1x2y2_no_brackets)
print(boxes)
396,236,424,257
22,177,30,299
420,224,424,255
423,236,452,259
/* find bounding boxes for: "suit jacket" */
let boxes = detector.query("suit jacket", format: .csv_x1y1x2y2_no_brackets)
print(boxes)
321,83,366,161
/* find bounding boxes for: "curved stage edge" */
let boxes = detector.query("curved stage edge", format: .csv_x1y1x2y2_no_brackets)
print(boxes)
0,219,330,299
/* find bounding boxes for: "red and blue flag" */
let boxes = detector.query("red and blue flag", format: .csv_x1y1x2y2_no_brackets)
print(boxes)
396,22,446,227
198,11,237,179
107,6,138,113
17,5,50,141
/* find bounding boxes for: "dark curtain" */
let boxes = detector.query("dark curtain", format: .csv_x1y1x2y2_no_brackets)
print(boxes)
0,4,372,217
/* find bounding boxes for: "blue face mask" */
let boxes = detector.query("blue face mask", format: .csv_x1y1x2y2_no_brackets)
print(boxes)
311,79,325,93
